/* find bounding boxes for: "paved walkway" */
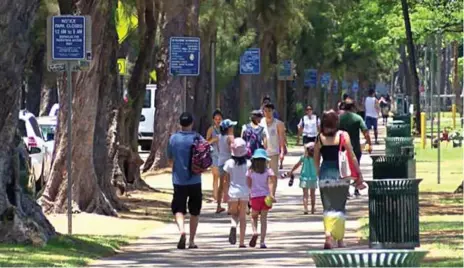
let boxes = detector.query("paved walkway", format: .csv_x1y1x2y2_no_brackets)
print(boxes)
91,121,386,267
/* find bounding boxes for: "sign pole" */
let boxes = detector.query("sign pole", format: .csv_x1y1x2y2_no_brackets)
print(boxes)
183,77,187,111
66,61,73,235
210,37,216,115
436,33,441,184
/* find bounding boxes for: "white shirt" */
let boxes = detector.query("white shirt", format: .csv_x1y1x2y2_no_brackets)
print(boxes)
298,115,320,137
260,118,280,156
223,159,251,199
365,96,378,118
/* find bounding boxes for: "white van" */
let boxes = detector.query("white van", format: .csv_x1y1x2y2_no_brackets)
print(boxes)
138,84,156,151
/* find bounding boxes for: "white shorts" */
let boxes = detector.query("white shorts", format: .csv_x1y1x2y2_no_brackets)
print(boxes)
228,197,249,202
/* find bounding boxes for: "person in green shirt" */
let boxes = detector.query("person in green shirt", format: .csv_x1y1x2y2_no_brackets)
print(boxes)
339,98,372,197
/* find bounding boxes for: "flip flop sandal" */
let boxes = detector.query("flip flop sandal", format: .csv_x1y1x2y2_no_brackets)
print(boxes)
177,234,186,249
228,227,237,245
239,245,246,248
188,244,198,249
249,234,258,248
260,244,267,249
216,208,225,214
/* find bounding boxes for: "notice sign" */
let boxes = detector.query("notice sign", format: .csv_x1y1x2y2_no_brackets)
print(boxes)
52,16,86,60
169,37,200,76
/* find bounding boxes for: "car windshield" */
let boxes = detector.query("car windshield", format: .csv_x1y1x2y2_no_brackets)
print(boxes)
29,117,43,139
143,90,151,108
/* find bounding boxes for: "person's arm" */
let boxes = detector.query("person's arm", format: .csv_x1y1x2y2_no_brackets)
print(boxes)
240,125,246,137
289,158,303,176
375,98,381,114
314,137,321,176
277,121,286,158
246,169,252,189
342,131,363,179
317,117,321,132
297,118,303,144
206,127,218,144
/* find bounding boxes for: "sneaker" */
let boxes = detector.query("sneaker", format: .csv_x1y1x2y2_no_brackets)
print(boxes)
260,243,267,249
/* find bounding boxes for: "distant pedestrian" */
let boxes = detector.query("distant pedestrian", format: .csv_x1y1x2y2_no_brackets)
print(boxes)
241,110,267,157
313,110,363,249
288,142,318,214
247,149,277,249
364,89,380,144
167,112,204,249
261,96,280,120
260,102,286,195
206,109,223,202
297,105,320,145
217,119,237,213
223,138,251,248
379,96,390,125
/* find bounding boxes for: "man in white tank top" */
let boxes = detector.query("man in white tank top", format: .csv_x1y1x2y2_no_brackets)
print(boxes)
260,103,286,196
364,89,380,144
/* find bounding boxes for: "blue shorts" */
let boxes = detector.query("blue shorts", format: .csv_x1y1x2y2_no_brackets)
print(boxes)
212,154,219,167
365,116,378,130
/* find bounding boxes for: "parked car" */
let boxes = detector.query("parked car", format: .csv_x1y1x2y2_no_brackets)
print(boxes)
18,110,52,188
49,103,59,116
138,84,156,151
37,116,57,155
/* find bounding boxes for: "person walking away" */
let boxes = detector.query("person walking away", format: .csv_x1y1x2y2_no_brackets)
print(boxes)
364,89,380,144
247,149,277,248
288,142,318,214
297,105,320,145
260,103,286,196
217,119,237,214
313,110,363,249
241,110,267,157
339,98,372,197
167,112,204,249
337,94,349,115
223,138,251,248
206,109,223,201
379,96,390,125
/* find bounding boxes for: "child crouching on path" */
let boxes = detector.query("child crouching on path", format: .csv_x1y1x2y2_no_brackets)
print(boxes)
247,149,277,249
223,138,250,248
288,142,318,214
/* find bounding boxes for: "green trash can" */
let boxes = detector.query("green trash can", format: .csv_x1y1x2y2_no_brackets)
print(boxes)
387,121,411,137
366,179,422,249
393,115,411,125
385,137,414,156
371,156,416,179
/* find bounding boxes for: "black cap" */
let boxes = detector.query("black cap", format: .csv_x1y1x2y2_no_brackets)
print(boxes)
251,110,263,116
179,112,193,127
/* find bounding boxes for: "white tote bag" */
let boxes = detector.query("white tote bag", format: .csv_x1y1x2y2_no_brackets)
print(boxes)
338,133,351,179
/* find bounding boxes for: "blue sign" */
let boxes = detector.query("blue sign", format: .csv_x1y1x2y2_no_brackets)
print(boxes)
279,60,292,78
304,69,318,87
352,80,359,93
321,72,331,88
169,37,200,76
240,48,260,75
52,16,86,60
342,80,348,89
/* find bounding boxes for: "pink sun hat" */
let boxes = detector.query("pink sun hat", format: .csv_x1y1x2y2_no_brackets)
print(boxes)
231,138,248,157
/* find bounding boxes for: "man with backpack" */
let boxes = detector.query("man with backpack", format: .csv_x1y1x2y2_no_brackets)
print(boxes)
296,105,320,145
167,112,207,249
241,110,267,158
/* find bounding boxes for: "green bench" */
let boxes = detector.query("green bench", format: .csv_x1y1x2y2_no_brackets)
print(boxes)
308,249,428,267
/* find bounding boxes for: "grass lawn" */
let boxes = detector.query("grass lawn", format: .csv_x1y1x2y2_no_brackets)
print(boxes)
0,235,133,267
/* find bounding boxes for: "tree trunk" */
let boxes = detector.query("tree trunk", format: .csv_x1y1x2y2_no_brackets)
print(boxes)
401,0,421,133
452,41,462,115
118,0,158,186
0,0,56,244
143,0,196,171
40,83,59,116
39,0,120,216
25,45,45,116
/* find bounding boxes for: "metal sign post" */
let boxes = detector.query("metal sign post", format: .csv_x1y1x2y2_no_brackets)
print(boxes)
169,37,201,112
48,15,91,235
436,33,442,184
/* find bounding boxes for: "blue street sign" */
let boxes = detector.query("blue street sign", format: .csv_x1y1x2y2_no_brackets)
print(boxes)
52,16,86,60
352,80,359,93
321,72,331,88
278,60,292,79
304,69,318,87
169,37,200,76
240,48,260,75
342,80,348,89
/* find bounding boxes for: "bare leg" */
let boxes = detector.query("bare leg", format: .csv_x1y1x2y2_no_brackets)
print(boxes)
238,201,247,246
310,188,316,214
259,210,268,246
228,201,238,245
189,215,199,247
212,167,219,201
216,174,224,212
303,188,309,213
251,211,259,235
175,213,185,234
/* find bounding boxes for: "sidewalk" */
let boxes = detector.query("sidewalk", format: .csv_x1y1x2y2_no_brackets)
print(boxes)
91,144,373,267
